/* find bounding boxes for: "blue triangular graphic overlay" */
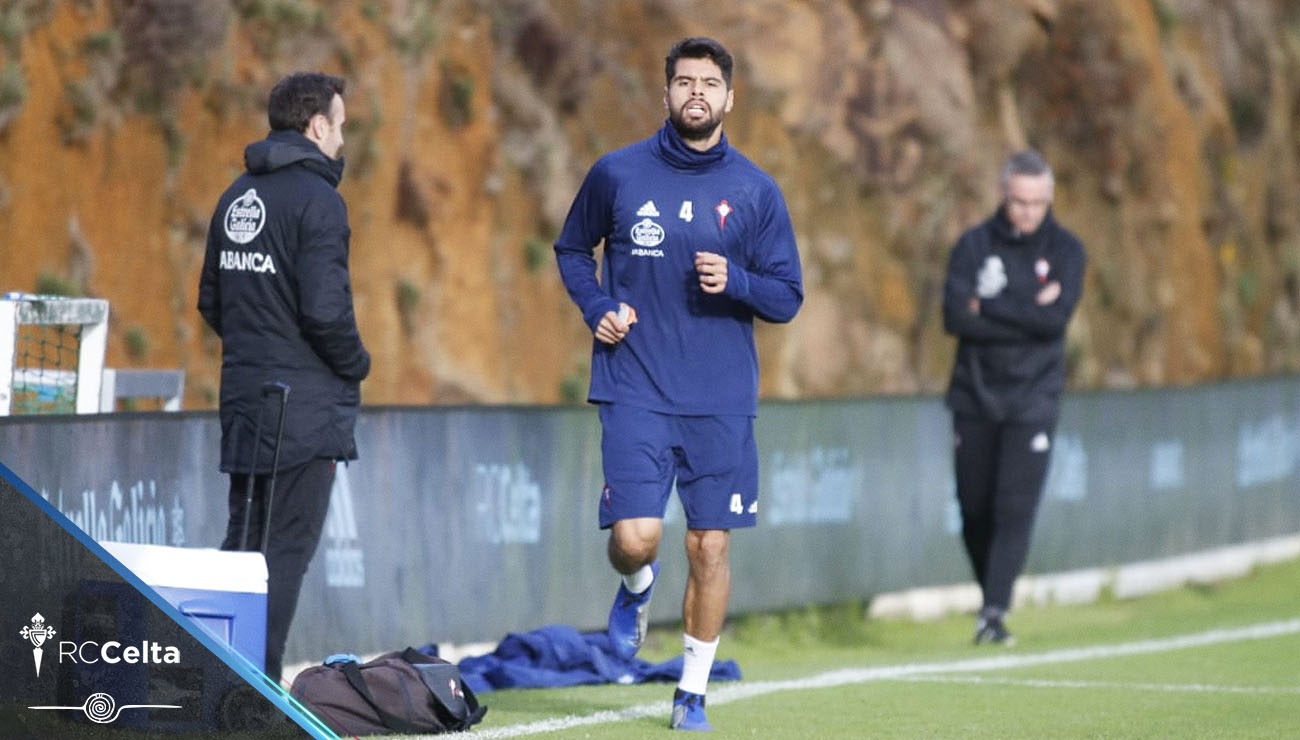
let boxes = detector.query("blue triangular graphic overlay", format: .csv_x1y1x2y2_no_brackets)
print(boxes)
0,460,336,738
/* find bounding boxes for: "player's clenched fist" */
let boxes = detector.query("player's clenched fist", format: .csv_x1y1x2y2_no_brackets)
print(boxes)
595,302,637,344
695,251,728,294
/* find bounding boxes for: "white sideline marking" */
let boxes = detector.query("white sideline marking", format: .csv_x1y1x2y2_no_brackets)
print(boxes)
896,675,1300,695
458,618,1300,739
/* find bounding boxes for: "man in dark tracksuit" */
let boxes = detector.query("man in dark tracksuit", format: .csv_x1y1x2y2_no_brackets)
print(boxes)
198,72,369,682
942,149,1085,645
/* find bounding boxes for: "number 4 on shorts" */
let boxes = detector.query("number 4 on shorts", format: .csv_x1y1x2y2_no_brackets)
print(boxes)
729,493,744,514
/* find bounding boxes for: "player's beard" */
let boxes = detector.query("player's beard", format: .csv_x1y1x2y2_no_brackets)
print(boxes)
668,102,724,145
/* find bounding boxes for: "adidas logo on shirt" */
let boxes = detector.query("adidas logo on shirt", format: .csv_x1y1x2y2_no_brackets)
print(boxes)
636,201,660,217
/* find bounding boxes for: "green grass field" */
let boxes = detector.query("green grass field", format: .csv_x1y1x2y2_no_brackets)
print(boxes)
462,556,1300,739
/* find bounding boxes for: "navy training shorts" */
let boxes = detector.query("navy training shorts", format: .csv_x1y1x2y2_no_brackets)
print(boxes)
597,403,758,530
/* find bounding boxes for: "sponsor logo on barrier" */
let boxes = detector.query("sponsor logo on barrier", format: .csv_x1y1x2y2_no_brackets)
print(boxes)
664,482,683,525
944,477,962,535
325,465,366,588
473,463,541,544
766,447,856,525
29,691,180,724
20,613,55,677
1045,433,1088,501
44,480,186,547
1149,440,1186,491
1236,414,1299,489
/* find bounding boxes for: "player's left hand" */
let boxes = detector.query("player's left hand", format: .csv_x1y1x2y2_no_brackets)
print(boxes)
695,251,728,294
1036,280,1061,306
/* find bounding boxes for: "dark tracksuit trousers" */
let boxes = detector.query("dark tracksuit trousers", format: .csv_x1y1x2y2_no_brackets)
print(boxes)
222,459,335,683
953,414,1055,614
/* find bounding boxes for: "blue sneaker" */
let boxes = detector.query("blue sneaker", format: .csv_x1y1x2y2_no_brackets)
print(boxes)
670,688,712,731
607,560,659,660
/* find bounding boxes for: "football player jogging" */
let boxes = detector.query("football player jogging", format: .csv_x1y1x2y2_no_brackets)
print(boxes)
941,150,1085,646
555,37,803,731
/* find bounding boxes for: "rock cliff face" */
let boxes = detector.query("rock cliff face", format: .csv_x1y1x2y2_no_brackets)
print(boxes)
2,0,1299,406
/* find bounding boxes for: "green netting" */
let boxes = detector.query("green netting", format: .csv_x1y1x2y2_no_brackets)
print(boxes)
11,322,81,414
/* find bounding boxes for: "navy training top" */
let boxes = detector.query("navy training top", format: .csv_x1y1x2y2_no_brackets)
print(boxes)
555,122,803,417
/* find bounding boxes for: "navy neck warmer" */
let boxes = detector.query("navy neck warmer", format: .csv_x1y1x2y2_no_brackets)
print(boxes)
655,120,729,170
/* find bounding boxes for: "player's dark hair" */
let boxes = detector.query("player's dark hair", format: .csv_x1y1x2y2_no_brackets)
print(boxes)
267,72,346,133
665,37,733,87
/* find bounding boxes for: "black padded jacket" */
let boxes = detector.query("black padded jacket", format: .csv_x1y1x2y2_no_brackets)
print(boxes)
198,130,370,472
942,208,1086,423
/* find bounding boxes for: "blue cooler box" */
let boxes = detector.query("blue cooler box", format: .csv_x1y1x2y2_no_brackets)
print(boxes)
101,542,267,670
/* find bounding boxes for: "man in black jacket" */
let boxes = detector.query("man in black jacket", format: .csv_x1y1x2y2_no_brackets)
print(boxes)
942,149,1085,646
198,72,370,682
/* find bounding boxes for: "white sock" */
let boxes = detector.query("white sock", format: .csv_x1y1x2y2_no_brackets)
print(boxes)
677,633,718,696
622,564,655,594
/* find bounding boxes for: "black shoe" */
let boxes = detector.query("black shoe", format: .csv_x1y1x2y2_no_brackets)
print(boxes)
974,615,1016,646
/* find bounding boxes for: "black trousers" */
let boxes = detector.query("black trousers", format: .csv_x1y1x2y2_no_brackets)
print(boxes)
222,459,335,682
952,414,1055,614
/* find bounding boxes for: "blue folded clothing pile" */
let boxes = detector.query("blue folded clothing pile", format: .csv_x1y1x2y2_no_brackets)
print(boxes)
449,624,742,694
